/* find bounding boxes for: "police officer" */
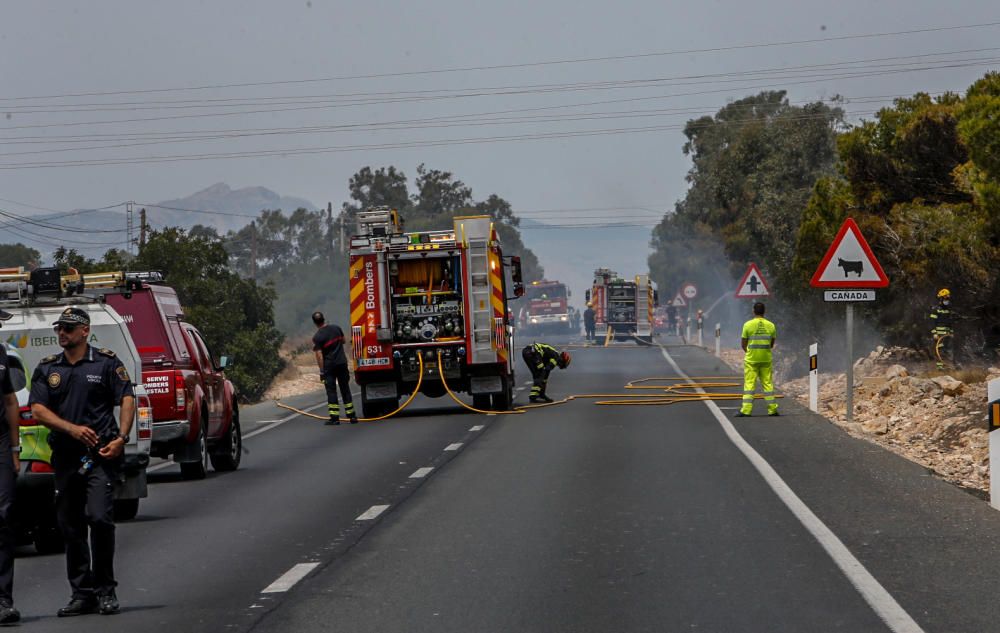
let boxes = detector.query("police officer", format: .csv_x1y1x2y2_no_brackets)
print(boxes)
312,311,357,425
521,342,571,403
736,302,778,417
29,307,135,617
583,302,596,342
0,309,21,625
930,288,954,370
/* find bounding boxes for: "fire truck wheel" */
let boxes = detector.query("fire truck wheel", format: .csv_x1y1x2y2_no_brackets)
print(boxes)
493,375,513,410
113,498,139,521
33,526,65,554
472,394,491,410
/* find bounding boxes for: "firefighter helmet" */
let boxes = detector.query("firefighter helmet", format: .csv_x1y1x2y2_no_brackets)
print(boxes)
558,351,571,369
937,288,950,299
586,302,592,307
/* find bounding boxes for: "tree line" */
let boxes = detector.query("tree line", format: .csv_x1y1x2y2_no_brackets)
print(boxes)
650,72,1000,362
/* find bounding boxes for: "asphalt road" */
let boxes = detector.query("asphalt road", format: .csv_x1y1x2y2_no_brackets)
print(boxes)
13,334,1000,632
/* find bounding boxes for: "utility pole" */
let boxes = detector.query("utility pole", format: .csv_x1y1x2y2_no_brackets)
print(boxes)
339,208,346,254
326,202,333,264
139,208,148,254
250,220,258,278
126,201,135,257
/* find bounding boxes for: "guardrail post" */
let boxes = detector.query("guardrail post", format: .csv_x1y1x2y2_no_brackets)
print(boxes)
809,343,818,413
715,323,721,357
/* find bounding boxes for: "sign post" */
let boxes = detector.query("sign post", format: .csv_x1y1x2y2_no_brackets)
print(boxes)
809,343,818,413
989,378,1000,510
810,218,889,423
715,323,721,358
681,283,697,344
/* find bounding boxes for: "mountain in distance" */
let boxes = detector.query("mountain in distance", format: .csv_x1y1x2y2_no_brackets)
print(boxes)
11,183,317,261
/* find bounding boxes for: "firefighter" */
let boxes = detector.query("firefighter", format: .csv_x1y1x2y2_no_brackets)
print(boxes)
521,342,571,403
29,307,135,616
665,304,677,336
0,309,20,624
312,311,357,425
930,288,954,370
583,302,596,342
736,302,778,417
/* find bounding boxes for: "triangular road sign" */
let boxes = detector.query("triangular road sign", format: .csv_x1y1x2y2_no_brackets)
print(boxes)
810,218,889,288
670,293,687,307
735,262,770,298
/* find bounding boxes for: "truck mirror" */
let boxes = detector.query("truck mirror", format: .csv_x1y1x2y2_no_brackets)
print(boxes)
509,256,523,284
585,290,591,302
514,283,525,298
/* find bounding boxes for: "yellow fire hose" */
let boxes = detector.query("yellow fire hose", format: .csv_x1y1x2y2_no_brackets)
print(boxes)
934,333,953,366
276,353,427,422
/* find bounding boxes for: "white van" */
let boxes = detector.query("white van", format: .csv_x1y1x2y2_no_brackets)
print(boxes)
2,301,153,519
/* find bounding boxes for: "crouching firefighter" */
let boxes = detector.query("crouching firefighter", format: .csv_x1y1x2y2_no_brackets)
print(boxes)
312,312,357,425
521,342,571,403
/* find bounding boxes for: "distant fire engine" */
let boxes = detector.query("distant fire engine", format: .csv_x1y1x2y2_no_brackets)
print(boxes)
518,280,572,334
587,268,658,343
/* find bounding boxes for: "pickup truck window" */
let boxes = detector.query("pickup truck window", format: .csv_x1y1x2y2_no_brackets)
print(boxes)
186,328,213,371
193,331,220,371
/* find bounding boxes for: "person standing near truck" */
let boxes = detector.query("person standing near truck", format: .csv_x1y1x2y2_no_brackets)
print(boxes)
0,309,21,624
29,307,135,617
312,311,357,425
583,302,596,342
736,302,778,418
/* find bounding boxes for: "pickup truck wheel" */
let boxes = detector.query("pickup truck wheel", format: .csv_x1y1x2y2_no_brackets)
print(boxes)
113,498,140,521
180,416,209,480
33,528,65,555
210,403,242,472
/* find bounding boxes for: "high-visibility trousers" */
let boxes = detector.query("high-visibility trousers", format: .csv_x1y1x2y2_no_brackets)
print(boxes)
741,361,777,415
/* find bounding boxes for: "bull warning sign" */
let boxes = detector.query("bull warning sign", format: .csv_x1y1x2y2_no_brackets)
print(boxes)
810,218,889,288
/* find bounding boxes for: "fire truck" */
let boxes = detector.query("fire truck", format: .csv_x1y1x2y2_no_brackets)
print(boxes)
348,208,525,417
518,280,572,334
586,268,658,343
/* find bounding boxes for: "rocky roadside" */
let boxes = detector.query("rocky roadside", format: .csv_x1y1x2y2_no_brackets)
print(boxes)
720,346,999,496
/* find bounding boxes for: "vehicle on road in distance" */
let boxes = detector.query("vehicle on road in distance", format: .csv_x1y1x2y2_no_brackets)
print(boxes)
518,280,572,335
348,208,525,416
105,274,241,480
0,267,153,527
586,268,658,343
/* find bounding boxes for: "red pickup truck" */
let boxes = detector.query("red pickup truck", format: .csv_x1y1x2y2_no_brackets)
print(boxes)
106,280,241,479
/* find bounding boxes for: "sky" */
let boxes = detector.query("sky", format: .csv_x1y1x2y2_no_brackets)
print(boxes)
0,0,998,245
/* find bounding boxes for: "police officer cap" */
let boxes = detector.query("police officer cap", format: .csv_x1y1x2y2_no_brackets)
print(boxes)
0,308,11,322
52,306,90,327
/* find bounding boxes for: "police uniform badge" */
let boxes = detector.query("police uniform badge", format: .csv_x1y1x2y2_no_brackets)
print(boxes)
48,372,62,388
116,365,130,382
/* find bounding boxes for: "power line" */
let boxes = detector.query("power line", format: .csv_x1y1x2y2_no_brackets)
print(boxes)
2,20,997,101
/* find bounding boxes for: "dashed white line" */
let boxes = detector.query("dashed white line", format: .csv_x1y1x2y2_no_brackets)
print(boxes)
658,345,925,633
469,425,485,432
356,504,390,521
261,562,319,593
410,467,434,478
444,443,463,451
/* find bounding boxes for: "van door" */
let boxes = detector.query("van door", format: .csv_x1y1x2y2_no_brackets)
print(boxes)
185,327,223,438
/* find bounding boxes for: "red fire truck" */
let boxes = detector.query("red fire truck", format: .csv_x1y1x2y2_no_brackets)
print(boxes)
518,280,572,335
348,208,524,417
586,268,658,343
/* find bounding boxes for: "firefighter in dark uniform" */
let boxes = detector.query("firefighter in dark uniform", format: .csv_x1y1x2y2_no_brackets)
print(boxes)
521,342,571,403
583,302,596,342
29,307,135,617
0,309,21,625
312,311,357,425
930,288,954,369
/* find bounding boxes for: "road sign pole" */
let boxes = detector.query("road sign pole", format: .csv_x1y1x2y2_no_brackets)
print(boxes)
809,343,818,413
989,379,1000,510
846,304,854,423
715,323,721,357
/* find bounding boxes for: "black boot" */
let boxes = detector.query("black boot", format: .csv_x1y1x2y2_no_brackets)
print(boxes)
325,417,340,426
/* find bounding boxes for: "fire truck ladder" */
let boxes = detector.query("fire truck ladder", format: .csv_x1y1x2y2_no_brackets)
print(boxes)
456,217,495,364
634,274,652,339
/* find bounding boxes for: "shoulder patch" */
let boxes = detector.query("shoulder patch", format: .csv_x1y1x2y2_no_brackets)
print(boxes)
115,365,131,383
97,348,116,357
39,354,58,364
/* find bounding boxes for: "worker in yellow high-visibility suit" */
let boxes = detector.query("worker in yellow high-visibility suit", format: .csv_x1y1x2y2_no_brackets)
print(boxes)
736,302,778,417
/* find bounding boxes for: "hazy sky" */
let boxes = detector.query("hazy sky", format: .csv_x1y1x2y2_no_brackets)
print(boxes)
1,1,997,236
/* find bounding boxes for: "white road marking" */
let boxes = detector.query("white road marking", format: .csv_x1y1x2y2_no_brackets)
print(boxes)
658,345,925,633
469,425,485,432
261,562,319,594
444,443,463,451
356,504,390,521
410,467,434,478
